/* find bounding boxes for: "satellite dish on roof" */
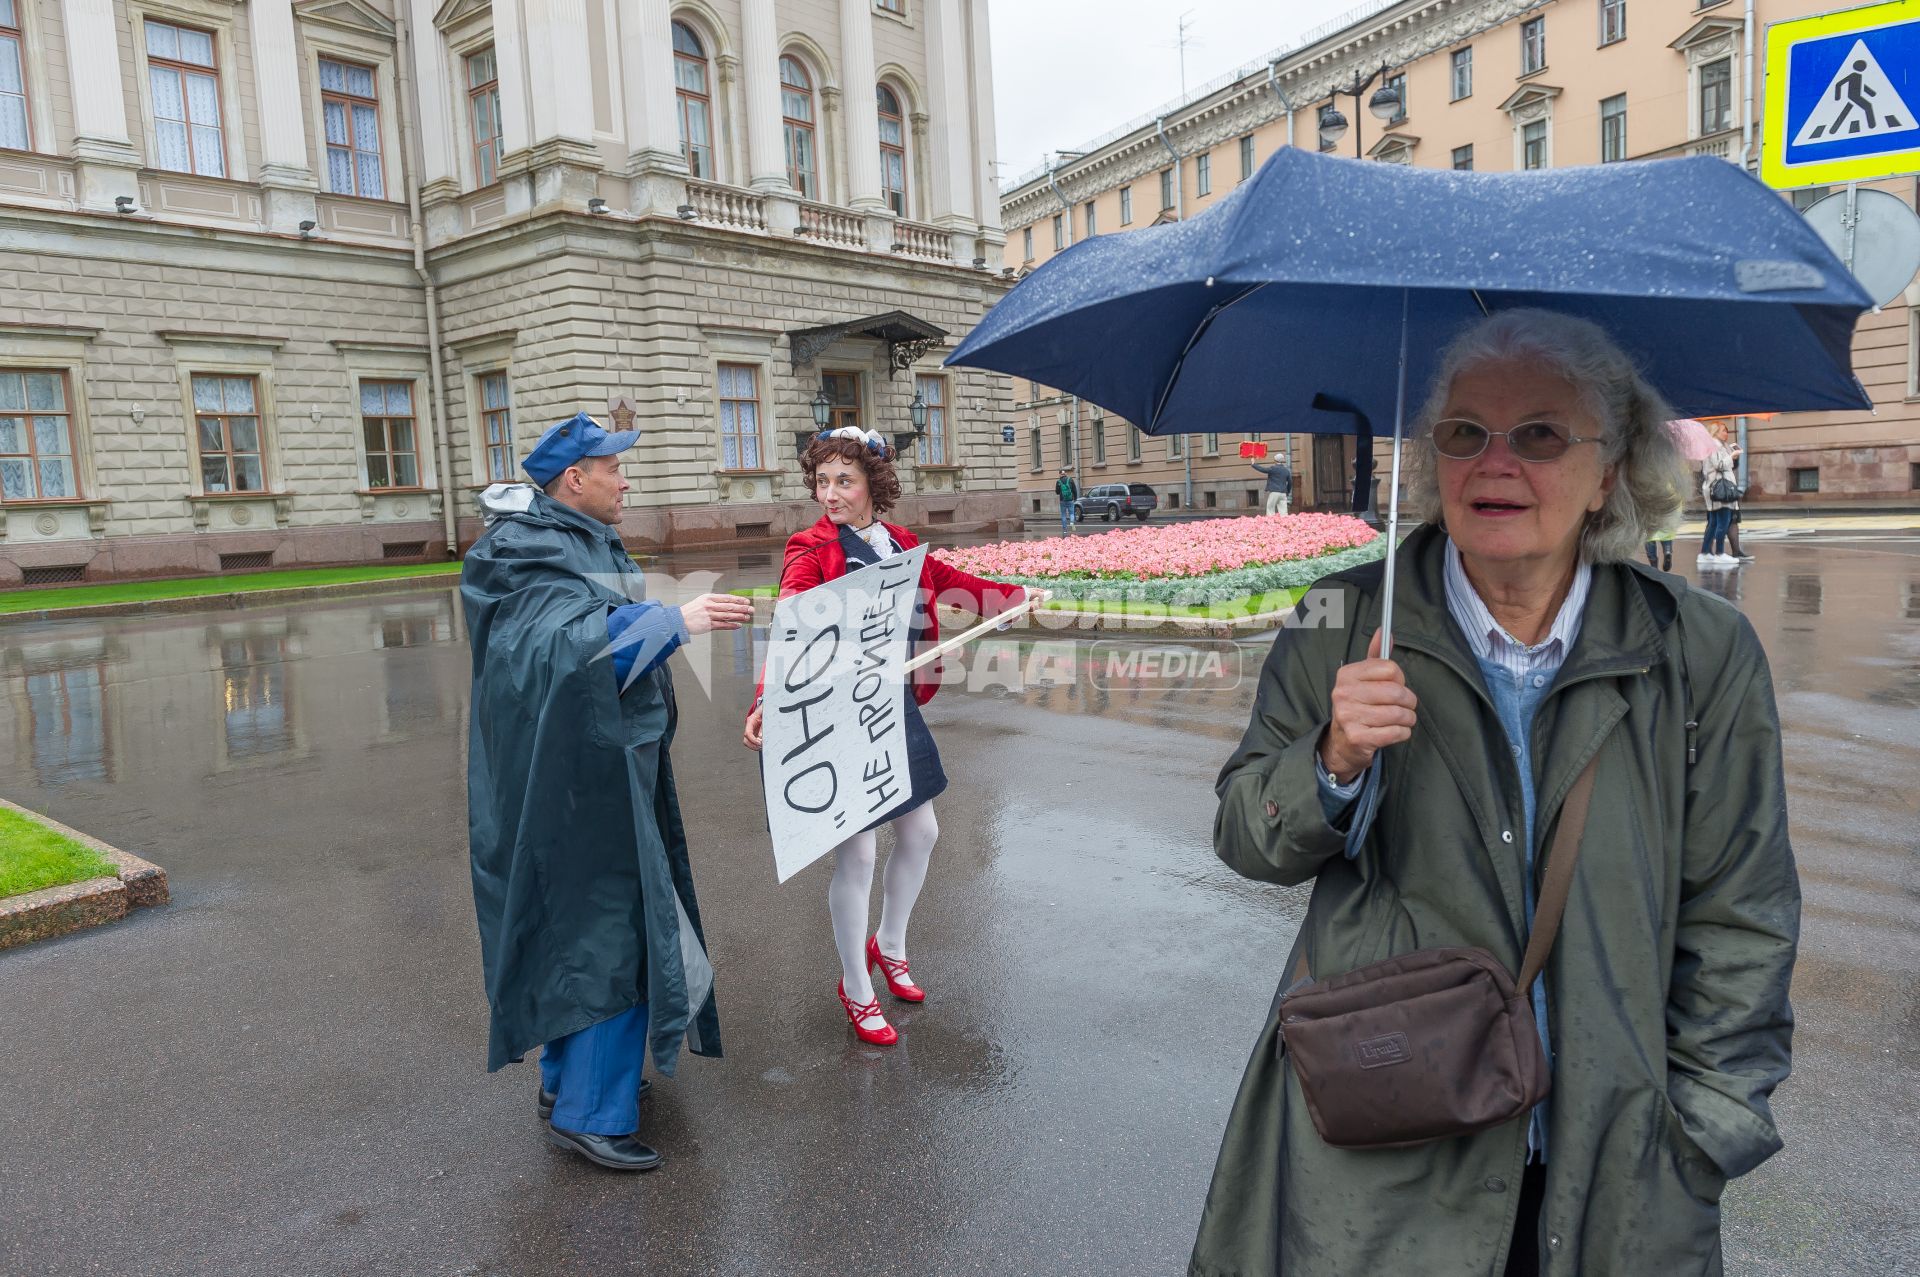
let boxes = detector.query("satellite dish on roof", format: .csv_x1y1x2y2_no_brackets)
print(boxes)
1801,188,1920,308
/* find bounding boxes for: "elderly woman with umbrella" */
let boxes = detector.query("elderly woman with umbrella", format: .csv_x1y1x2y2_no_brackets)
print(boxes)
1200,309,1798,1275
949,149,1870,1277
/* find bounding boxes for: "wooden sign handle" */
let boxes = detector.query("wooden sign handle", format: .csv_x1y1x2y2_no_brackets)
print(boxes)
900,591,1048,674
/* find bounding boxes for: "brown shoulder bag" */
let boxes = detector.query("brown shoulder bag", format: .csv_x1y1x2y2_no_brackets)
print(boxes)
1276,752,1600,1150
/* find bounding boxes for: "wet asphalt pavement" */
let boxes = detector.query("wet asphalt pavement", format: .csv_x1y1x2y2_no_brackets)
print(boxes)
1,531,1917,1277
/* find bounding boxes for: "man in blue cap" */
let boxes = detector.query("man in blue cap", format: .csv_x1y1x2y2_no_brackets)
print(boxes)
461,411,754,1170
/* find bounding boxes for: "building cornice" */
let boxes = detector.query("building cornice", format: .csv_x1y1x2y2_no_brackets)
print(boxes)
1001,0,1553,229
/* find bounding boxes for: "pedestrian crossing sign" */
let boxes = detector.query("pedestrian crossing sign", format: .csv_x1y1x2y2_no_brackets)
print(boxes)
1764,0,1920,187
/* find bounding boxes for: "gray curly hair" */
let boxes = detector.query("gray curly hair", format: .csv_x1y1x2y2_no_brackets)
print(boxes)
1401,309,1688,563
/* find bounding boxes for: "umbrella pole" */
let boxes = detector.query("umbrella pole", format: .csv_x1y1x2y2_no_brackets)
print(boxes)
1379,290,1410,659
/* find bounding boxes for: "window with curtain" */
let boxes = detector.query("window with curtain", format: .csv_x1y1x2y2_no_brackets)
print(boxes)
1601,0,1626,45
1028,428,1040,471
1522,119,1547,170
1600,94,1627,163
1204,433,1220,456
192,373,263,492
480,371,512,481
467,48,501,186
360,380,418,488
1127,427,1140,462
0,0,30,152
146,20,224,176
718,363,761,470
1700,59,1732,134
0,370,78,500
1521,17,1545,75
673,21,713,178
915,375,947,465
320,58,383,199
1451,47,1472,101
780,56,817,198
878,84,908,217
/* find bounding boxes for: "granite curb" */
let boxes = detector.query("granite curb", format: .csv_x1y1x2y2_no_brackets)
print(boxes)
0,798,170,950
0,571,461,626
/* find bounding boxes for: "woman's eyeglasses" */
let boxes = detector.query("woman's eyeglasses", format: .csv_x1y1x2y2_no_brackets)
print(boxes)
1430,418,1602,463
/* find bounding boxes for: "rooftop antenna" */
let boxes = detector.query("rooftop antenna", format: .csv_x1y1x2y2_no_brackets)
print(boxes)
1174,10,1198,98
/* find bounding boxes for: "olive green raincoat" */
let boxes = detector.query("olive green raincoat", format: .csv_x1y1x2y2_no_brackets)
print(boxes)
1191,523,1798,1276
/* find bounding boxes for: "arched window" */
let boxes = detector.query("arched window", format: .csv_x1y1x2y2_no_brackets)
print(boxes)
877,83,907,217
780,55,816,199
672,20,712,178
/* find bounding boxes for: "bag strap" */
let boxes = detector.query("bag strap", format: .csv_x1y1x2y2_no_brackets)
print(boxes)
1515,750,1601,990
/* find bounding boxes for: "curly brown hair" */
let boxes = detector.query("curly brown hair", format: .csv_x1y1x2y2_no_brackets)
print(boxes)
800,434,903,516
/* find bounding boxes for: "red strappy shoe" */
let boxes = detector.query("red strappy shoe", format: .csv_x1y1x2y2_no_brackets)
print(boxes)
867,935,926,1003
837,980,898,1045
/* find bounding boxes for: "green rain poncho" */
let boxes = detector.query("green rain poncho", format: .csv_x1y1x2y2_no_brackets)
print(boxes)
462,488,720,1074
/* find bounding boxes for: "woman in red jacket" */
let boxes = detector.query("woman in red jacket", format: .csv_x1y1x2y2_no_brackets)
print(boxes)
744,427,1037,1045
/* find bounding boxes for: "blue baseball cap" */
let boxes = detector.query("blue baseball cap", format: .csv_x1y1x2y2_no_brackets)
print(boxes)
522,412,640,485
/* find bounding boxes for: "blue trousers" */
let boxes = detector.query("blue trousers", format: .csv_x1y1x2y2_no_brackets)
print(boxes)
1060,502,1075,533
1700,507,1733,556
539,1002,648,1136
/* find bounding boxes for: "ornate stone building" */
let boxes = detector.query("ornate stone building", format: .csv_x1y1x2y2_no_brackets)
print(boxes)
1003,0,1920,518
0,0,1016,584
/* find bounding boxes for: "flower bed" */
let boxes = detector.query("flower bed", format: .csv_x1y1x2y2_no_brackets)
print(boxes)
933,514,1386,607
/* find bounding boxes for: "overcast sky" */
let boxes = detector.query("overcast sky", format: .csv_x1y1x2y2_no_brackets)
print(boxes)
991,0,1370,186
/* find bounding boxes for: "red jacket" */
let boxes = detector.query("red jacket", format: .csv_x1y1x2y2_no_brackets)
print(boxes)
753,515,1027,710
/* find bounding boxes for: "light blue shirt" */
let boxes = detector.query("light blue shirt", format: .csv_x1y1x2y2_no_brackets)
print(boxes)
1316,539,1590,1158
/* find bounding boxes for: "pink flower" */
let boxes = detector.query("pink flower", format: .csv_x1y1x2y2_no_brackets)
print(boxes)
931,513,1379,580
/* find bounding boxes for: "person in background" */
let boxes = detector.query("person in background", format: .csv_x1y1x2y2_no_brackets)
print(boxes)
1644,525,1675,572
462,413,754,1172
1700,425,1741,567
1252,454,1294,516
1055,469,1080,534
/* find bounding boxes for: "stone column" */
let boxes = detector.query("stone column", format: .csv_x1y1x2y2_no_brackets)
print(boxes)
250,0,318,231
740,0,788,192
838,0,884,212
488,0,536,213
967,0,1003,261
622,0,688,215
60,0,139,209
521,0,601,207
923,0,974,231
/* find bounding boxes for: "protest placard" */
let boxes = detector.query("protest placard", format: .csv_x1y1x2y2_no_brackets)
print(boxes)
760,545,927,883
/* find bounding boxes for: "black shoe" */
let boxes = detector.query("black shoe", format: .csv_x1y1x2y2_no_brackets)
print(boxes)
539,1077,650,1121
545,1124,663,1171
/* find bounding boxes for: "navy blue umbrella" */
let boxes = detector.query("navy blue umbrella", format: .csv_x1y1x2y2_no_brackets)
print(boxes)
950,148,1871,435
949,148,1871,650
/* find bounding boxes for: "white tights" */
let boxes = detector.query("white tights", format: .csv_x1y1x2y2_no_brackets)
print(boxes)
829,801,940,1007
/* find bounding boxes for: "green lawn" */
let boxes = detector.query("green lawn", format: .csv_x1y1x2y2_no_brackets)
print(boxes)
0,806,117,899
1037,586,1309,621
0,561,463,615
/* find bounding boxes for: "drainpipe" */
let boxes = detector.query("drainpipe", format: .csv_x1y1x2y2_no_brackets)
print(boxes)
1268,61,1297,483
1154,116,1194,508
1045,156,1083,485
1739,0,1756,172
395,8,459,557
1268,60,1296,150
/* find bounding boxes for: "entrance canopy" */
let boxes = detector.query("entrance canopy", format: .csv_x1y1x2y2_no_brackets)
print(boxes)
788,310,949,377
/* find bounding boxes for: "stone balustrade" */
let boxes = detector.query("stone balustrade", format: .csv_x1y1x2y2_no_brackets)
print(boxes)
892,219,955,262
684,180,768,233
797,201,868,248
